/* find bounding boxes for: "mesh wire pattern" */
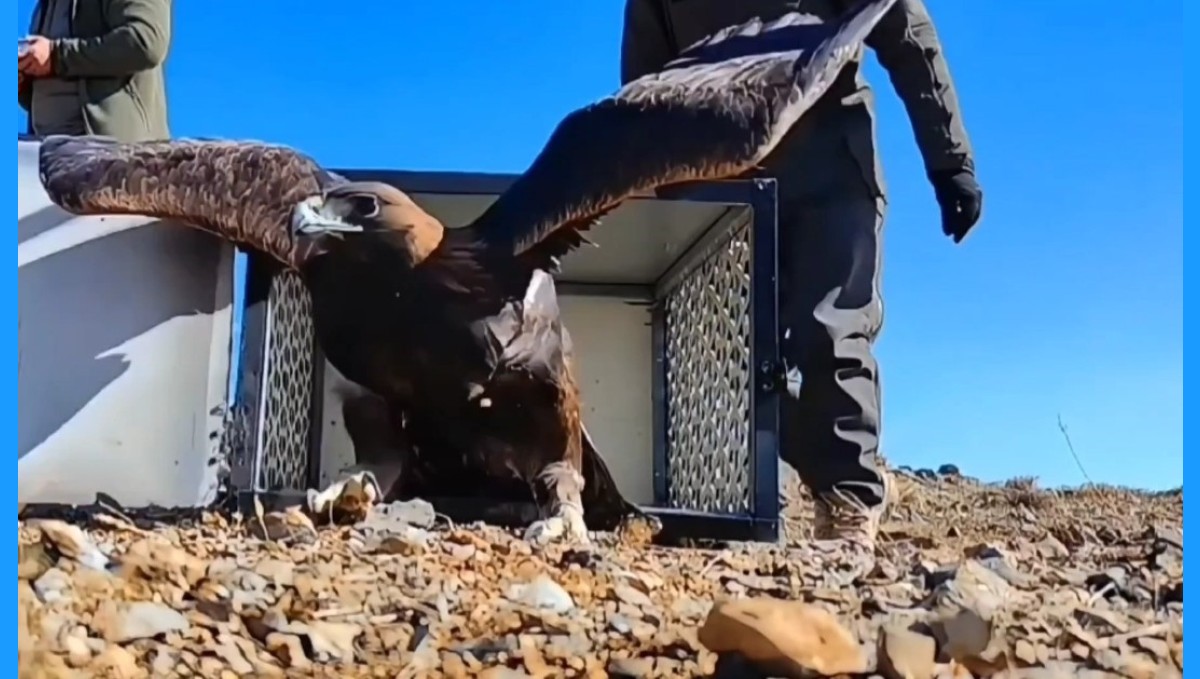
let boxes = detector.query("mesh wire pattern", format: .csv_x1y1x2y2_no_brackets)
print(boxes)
661,219,754,515
252,271,317,492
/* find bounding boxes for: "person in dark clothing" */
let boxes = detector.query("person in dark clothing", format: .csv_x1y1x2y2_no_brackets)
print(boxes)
19,0,171,142
621,0,983,552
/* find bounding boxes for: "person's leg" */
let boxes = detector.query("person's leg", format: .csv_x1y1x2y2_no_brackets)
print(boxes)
777,185,890,548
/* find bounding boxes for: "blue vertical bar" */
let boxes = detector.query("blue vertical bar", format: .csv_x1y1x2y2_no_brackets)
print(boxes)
229,253,273,494
650,301,669,506
225,251,248,406
1181,0,1194,629
11,136,23,666
748,178,781,541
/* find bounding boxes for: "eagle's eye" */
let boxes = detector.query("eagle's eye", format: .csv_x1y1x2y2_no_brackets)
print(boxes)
349,194,381,219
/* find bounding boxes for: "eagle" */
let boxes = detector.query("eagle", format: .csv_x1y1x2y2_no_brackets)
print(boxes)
38,0,898,545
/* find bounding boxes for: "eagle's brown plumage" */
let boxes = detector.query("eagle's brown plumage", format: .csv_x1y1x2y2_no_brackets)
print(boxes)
473,0,897,265
38,140,344,270
37,0,897,543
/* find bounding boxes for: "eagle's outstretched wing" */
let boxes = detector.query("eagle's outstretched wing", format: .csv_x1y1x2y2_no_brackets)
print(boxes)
468,0,897,268
38,136,345,269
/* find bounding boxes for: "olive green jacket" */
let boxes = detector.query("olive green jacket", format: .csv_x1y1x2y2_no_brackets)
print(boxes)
19,0,171,142
620,0,975,199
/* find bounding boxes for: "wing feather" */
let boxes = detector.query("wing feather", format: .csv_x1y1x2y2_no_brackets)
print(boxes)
38,136,344,268
470,0,898,264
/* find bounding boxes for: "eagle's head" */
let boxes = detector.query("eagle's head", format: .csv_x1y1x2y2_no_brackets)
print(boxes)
291,181,444,265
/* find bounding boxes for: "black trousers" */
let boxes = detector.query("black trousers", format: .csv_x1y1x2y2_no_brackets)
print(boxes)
773,118,888,509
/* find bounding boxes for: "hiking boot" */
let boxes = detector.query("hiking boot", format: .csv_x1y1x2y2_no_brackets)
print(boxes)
812,469,893,551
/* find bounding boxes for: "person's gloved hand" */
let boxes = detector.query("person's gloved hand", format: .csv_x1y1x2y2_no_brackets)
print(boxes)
929,168,983,244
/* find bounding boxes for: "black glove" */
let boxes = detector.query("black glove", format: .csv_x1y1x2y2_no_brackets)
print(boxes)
929,169,983,244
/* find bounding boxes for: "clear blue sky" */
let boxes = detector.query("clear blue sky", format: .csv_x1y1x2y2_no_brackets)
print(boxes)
16,1,1182,490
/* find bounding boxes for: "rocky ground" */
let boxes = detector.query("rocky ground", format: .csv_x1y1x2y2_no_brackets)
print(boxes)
18,468,1182,678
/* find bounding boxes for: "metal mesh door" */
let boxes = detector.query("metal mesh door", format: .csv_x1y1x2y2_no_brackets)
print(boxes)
660,219,754,514
248,271,319,493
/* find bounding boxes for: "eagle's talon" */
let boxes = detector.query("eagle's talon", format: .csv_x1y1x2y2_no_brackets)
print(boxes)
523,516,566,545
562,504,591,545
524,505,591,547
305,469,383,525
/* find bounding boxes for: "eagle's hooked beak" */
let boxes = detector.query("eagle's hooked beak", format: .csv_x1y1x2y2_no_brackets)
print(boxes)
291,195,365,238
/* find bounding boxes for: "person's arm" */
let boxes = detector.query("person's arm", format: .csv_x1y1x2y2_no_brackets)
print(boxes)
859,0,974,175
52,0,170,78
620,0,675,85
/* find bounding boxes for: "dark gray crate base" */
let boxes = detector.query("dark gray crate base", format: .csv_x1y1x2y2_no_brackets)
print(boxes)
235,490,777,545
20,501,220,529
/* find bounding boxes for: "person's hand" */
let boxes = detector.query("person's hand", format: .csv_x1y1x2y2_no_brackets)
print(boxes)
929,168,983,244
18,36,53,78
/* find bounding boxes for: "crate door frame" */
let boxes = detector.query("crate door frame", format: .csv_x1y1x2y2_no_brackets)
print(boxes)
229,175,780,542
